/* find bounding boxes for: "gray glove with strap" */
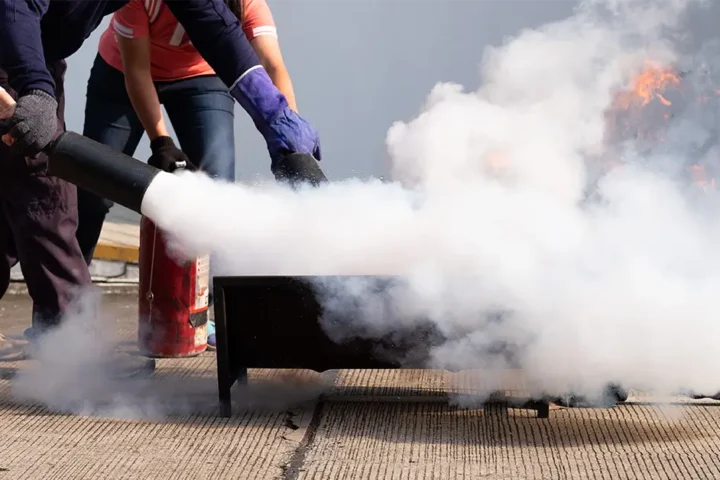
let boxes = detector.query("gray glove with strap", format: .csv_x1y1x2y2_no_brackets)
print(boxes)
0,90,58,157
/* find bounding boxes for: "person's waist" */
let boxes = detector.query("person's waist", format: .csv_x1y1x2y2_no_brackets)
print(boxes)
151,63,217,82
150,45,216,79
98,50,216,82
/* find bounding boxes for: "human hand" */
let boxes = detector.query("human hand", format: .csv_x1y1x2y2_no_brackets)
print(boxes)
148,136,196,172
0,90,58,157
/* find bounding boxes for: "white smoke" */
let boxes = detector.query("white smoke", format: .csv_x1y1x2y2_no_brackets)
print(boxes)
10,288,330,418
139,0,720,401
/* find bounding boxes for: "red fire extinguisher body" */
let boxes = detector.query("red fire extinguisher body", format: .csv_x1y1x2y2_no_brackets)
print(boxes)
138,216,210,357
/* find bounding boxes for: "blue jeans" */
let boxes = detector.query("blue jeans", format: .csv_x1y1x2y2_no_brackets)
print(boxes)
77,54,236,264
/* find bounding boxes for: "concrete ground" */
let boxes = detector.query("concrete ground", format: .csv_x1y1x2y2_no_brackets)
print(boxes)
1,295,720,479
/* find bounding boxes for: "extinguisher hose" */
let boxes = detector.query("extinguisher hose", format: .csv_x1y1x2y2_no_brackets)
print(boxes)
46,131,161,214
145,226,159,321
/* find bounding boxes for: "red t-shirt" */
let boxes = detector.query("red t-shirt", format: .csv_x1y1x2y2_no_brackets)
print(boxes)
98,0,277,82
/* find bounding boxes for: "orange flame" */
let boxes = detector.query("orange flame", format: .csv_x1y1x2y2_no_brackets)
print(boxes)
605,61,716,192
689,164,715,192
613,61,681,109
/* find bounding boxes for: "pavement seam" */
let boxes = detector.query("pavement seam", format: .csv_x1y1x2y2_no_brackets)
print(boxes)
282,400,326,480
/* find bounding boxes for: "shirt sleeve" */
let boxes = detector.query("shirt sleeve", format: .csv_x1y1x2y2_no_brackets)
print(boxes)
112,0,150,39
242,0,277,41
0,0,56,97
164,0,261,88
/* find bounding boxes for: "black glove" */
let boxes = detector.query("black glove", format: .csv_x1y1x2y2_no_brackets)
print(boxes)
1,90,58,157
147,136,195,173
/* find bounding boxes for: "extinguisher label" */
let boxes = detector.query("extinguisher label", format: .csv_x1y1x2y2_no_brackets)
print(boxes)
194,254,210,312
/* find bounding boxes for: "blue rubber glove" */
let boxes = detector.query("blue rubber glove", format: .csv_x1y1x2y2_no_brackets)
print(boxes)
231,67,321,163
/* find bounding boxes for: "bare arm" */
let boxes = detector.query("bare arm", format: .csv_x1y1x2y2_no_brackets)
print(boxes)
251,35,298,112
116,34,169,140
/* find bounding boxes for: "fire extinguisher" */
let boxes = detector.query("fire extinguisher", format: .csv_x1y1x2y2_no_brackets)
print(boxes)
138,218,210,357
137,162,210,357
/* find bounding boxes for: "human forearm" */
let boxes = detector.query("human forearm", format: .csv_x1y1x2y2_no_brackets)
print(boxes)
165,1,296,131
0,0,58,156
250,35,298,112
265,64,297,112
124,72,168,141
115,31,168,141
164,0,261,87
0,0,55,96
165,0,319,163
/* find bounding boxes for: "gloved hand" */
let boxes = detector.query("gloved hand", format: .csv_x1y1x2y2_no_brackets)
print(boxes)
148,136,195,172
0,90,58,157
231,67,322,164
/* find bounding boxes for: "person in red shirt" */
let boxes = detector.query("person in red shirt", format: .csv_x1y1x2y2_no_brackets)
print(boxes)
77,0,300,347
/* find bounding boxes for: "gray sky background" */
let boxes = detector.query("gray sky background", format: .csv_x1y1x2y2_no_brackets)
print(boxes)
62,1,579,222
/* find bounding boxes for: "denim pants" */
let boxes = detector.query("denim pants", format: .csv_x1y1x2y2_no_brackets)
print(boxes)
77,54,236,264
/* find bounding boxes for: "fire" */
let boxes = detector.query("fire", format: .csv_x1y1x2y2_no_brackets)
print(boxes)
613,61,681,109
604,61,683,145
689,164,715,192
604,60,716,192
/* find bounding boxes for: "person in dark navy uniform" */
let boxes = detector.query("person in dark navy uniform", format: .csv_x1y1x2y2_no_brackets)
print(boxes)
0,0,321,341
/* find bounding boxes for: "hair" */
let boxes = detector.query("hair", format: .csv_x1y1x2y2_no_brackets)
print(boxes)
225,0,245,23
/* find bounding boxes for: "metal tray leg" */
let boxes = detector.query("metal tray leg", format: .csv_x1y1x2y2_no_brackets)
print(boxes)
214,285,234,418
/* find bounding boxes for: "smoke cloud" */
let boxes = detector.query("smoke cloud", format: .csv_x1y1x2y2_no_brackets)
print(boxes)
139,0,720,402
11,289,329,418
10,289,206,419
